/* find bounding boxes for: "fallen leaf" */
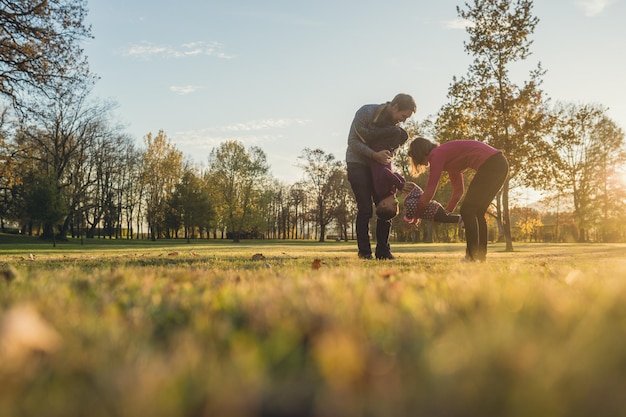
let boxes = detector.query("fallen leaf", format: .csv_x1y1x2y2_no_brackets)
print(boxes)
0,304,62,367
311,259,322,270
380,269,398,280
1,265,19,283
168,252,179,256
565,269,584,285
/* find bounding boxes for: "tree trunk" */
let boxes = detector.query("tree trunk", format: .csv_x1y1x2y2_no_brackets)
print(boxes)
502,179,514,252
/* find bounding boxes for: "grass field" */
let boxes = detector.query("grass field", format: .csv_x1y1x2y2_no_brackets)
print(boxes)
1,236,626,417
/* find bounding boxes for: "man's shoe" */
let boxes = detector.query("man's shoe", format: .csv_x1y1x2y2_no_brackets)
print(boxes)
358,252,373,260
376,253,395,260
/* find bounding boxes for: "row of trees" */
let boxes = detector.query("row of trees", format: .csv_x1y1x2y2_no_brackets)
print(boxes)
1,96,623,246
1,0,625,247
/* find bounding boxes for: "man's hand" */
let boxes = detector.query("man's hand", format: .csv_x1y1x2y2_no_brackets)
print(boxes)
372,150,392,165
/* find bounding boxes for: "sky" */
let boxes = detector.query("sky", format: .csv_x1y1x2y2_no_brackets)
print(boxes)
84,0,626,188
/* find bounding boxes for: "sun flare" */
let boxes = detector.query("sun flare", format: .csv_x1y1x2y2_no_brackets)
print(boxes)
619,165,626,188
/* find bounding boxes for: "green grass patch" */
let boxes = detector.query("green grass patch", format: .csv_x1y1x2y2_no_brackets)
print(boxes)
1,238,626,416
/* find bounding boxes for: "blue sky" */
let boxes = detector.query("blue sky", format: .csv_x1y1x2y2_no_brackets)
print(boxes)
84,0,625,184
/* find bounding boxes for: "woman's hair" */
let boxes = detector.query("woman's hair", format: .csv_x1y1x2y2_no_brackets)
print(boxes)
408,137,438,176
390,93,417,112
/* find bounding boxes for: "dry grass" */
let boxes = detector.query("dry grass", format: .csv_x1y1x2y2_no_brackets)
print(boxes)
1,241,625,416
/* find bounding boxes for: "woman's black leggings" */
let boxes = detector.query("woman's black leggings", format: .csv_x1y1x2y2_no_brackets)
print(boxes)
460,153,509,261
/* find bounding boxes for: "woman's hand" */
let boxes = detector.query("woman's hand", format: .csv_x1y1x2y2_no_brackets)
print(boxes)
403,216,420,227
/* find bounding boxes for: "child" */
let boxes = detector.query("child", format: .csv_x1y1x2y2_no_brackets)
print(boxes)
402,182,461,225
361,126,408,222
407,137,508,262
375,182,461,226
365,126,408,203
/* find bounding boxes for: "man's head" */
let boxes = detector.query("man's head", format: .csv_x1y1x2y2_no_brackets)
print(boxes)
389,93,417,124
376,195,399,220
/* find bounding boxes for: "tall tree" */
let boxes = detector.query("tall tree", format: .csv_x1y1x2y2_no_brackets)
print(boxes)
170,167,214,242
0,107,18,230
14,81,119,239
297,148,344,242
549,103,625,242
92,132,133,239
327,169,354,242
117,140,142,239
259,180,287,239
591,116,626,242
436,0,553,251
23,174,66,245
0,0,93,109
140,130,183,240
274,182,290,239
206,140,269,242
288,182,307,239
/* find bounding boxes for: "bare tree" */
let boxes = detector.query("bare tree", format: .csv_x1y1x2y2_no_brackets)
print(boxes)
327,169,354,242
297,148,344,242
0,0,93,109
13,81,120,239
288,182,307,239
117,141,142,239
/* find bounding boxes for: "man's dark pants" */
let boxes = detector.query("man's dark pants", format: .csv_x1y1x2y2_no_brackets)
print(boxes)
347,162,391,258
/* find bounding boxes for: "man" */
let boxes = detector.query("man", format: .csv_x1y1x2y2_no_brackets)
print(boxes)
346,93,416,260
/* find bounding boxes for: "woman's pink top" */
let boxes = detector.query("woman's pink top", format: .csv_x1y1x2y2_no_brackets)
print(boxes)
413,140,501,219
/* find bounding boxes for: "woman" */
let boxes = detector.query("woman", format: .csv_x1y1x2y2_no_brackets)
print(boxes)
407,137,508,262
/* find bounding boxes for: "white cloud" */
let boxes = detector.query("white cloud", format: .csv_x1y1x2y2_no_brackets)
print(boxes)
198,119,311,133
174,133,284,149
576,0,616,16
217,119,310,132
170,85,202,95
121,41,234,59
442,18,474,30
172,119,311,148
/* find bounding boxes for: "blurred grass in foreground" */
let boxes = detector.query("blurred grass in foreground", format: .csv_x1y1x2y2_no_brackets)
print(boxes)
1,240,626,417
